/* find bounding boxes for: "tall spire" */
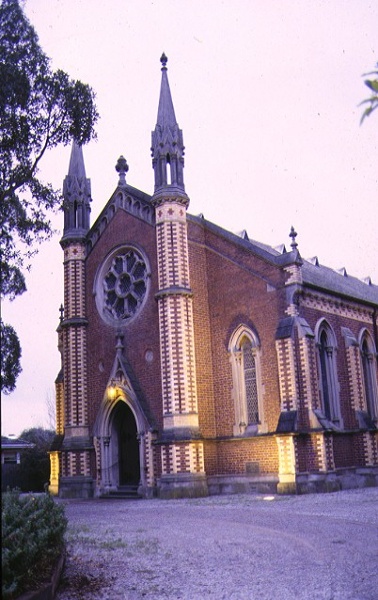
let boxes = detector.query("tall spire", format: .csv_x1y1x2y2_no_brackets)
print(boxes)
62,141,91,240
151,54,187,198
68,142,87,180
156,53,178,129
150,54,206,498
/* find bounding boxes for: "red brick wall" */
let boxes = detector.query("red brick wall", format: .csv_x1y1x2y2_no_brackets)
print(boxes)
188,220,285,439
299,299,377,431
214,437,279,475
81,204,377,485
85,209,163,432
333,433,365,468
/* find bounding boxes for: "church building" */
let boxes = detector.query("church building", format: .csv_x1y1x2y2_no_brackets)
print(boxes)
50,55,378,499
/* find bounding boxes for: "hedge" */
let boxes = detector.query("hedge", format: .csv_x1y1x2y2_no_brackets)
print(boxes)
1,490,67,599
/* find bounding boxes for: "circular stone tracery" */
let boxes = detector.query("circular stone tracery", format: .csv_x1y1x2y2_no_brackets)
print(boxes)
103,249,148,321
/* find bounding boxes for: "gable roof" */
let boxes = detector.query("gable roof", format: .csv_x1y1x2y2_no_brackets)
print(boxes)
87,188,378,307
188,214,378,306
301,259,378,304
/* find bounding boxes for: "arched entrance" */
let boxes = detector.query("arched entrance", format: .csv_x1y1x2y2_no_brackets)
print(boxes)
112,402,140,486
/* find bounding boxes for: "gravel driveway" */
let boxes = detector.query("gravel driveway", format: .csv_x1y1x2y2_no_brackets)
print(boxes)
56,487,378,600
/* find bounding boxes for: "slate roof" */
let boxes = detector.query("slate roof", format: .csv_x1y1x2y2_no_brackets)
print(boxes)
300,260,378,305
188,213,378,306
87,184,377,307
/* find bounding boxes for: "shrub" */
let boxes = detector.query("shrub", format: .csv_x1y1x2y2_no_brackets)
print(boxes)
1,490,67,599
19,428,55,492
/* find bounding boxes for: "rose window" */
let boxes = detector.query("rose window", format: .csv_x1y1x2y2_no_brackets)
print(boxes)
103,250,148,321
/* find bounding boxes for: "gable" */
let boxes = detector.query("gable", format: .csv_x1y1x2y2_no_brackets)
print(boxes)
86,185,155,254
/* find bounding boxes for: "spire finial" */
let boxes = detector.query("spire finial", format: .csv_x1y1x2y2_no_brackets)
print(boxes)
289,226,298,251
160,53,168,70
115,155,129,186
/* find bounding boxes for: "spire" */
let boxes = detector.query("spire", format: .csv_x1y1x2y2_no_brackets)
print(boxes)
156,53,178,129
151,54,187,198
68,142,87,180
62,141,91,240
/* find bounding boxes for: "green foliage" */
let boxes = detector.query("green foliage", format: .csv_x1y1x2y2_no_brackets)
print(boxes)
360,62,378,124
19,428,55,492
0,318,21,394
1,490,67,599
0,0,98,392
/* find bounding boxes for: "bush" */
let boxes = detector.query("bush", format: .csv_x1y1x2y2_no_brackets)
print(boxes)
19,428,55,492
1,490,67,599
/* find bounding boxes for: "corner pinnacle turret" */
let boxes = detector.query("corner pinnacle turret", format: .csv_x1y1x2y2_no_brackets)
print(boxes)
61,141,91,243
151,54,188,202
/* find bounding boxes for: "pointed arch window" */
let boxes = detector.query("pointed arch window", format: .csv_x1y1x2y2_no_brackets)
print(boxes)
166,154,172,185
360,331,378,423
242,339,259,425
316,320,341,426
229,326,265,436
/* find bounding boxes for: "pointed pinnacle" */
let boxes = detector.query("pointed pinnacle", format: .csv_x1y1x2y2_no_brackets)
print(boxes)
68,141,86,179
289,226,298,251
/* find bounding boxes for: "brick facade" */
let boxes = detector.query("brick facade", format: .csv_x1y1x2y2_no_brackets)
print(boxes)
50,58,378,499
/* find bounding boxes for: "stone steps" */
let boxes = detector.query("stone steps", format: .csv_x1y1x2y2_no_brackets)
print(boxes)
100,485,141,500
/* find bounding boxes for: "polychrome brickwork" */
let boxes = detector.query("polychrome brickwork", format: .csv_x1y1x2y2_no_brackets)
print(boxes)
301,292,373,324
284,263,303,286
63,449,91,478
158,294,198,416
345,344,365,412
52,61,378,499
62,326,88,427
55,380,64,435
144,431,156,487
276,337,298,411
64,244,86,318
154,199,199,429
62,241,88,430
363,431,378,466
298,335,320,411
155,202,189,289
161,442,204,475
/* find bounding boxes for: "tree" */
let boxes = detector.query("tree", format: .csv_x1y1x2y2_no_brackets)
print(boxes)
19,427,55,492
0,319,22,394
0,0,98,392
360,62,378,124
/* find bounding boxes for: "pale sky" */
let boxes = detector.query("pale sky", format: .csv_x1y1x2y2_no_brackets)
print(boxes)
2,0,377,436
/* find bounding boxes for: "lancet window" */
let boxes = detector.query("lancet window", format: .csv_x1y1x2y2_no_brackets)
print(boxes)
360,330,378,423
229,325,264,436
316,320,341,426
